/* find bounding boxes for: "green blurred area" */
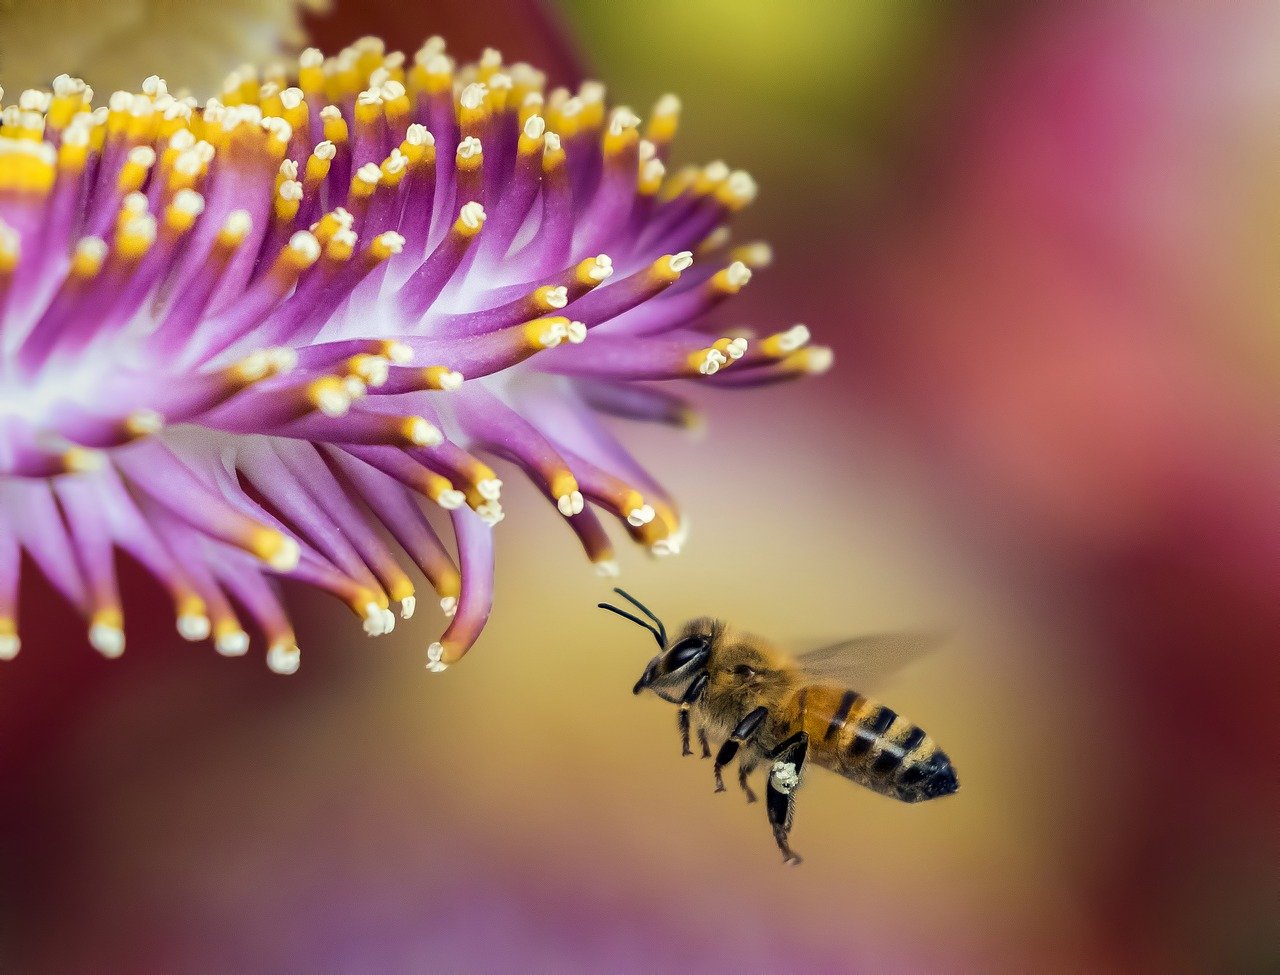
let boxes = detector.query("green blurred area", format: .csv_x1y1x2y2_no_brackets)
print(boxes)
562,1,960,221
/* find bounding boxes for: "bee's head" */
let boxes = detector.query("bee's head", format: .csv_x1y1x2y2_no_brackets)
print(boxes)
597,590,716,703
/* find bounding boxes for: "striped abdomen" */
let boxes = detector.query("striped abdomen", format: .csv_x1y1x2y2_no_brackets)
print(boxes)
782,684,959,803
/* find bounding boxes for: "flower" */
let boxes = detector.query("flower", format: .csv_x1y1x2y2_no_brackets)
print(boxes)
0,36,831,673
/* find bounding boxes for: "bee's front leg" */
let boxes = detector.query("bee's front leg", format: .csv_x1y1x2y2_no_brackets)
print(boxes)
766,731,809,866
676,672,709,756
713,706,769,792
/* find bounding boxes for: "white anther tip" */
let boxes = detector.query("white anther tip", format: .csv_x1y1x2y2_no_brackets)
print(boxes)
267,642,301,675
0,634,20,660
89,624,125,658
216,630,250,657
268,536,301,572
523,114,546,140
440,597,458,618
594,560,621,578
726,261,752,287
406,417,443,446
362,602,385,636
626,504,656,527
808,347,835,373
437,489,466,510
400,596,416,620
459,201,486,229
669,251,694,273
177,614,211,641
426,641,448,672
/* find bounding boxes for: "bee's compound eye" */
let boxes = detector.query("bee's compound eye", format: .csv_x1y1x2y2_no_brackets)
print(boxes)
667,637,707,670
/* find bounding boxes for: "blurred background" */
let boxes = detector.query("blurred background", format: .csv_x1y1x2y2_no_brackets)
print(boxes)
1,1,1277,970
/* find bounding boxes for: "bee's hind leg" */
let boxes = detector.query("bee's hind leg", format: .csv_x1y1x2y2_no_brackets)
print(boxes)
765,731,809,866
713,706,769,792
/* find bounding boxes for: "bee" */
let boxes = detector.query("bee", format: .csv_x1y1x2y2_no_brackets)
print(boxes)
599,589,960,865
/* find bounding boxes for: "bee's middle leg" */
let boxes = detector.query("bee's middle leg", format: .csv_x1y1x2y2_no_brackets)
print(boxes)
696,726,712,759
713,706,769,792
737,754,761,803
676,673,709,756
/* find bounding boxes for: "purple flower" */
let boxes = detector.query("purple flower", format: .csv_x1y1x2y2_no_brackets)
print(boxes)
0,36,831,673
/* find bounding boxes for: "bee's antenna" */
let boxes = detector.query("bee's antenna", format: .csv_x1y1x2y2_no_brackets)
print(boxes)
610,588,668,647
597,602,665,650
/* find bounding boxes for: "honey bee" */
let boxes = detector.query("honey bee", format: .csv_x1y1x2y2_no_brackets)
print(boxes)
599,589,960,864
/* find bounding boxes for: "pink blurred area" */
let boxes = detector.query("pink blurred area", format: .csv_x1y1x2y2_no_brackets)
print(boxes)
1,2,1277,971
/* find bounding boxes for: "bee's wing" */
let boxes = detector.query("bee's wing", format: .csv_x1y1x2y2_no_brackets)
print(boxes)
792,632,945,689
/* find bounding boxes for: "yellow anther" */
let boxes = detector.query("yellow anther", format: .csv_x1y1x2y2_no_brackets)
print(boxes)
651,251,693,284
455,136,483,173
781,345,835,376
638,157,666,196
575,254,614,287
532,284,568,311
324,229,357,261
62,447,107,474
645,94,681,146
70,238,107,278
759,324,811,359
388,575,416,605
216,211,253,250
57,137,90,174
659,165,698,202
522,316,572,350
307,375,351,416
299,49,326,96
399,416,442,447
603,107,640,157
542,132,565,173
549,469,579,501
321,107,349,145
710,261,752,295
116,217,157,261
694,161,730,196
422,54,454,95
422,365,465,391
248,526,301,571
123,409,165,439
453,201,486,237
311,209,350,246
368,231,405,262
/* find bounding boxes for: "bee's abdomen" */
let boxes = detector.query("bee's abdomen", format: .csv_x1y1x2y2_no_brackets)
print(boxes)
829,693,959,803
